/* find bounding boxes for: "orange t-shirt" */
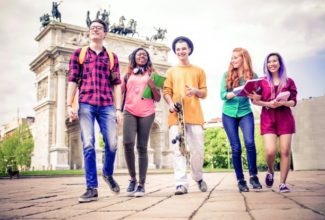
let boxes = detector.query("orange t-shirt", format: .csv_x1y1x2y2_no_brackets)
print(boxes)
163,65,207,126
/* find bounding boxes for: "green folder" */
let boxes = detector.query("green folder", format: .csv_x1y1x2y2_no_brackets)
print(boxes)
142,73,166,99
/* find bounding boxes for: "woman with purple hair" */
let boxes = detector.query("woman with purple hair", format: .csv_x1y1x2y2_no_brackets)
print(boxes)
252,53,297,193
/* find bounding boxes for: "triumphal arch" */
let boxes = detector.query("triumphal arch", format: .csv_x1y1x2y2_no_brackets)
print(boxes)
30,22,173,170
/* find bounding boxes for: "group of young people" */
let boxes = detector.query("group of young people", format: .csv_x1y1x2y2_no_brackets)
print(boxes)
66,19,297,203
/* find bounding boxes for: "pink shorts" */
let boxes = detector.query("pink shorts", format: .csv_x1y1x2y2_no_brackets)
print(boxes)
260,107,295,136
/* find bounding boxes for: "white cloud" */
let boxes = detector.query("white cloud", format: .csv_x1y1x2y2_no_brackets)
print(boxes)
0,0,324,125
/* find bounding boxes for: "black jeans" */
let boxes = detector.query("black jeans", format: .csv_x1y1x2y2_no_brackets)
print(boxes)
123,110,155,185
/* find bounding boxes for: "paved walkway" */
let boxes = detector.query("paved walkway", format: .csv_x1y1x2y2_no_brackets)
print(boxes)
0,171,324,220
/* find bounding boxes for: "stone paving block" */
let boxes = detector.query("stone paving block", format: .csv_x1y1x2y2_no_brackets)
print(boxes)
99,197,165,211
24,208,90,219
0,171,324,219
199,200,246,212
248,200,300,210
128,196,205,219
69,197,128,210
209,190,243,200
1,206,59,219
193,211,251,220
36,198,79,208
67,211,138,220
251,208,325,220
127,217,187,220
0,202,36,212
287,196,325,215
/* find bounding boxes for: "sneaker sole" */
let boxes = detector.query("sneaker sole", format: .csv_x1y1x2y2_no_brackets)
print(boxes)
134,192,145,197
250,184,263,190
111,188,120,193
127,191,135,197
175,191,188,195
78,197,98,203
280,190,290,193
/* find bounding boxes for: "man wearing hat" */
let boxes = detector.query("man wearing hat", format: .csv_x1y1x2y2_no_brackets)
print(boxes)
163,36,208,195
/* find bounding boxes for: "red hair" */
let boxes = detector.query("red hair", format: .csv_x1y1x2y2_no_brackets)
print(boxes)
226,48,254,89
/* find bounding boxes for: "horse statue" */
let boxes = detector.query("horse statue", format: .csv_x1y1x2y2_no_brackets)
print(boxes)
150,27,167,41
101,9,110,30
40,13,51,29
51,1,62,22
110,16,126,35
122,19,136,36
131,20,139,37
86,11,91,27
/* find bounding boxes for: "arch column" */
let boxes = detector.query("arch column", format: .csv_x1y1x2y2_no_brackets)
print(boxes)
50,68,69,170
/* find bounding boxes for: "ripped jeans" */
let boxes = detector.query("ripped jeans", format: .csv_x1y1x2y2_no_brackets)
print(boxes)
79,103,118,188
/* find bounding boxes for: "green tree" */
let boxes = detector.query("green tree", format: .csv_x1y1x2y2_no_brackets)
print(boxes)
204,124,271,171
204,127,231,169
0,124,34,173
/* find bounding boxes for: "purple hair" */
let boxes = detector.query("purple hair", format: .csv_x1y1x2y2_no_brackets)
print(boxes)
263,52,288,99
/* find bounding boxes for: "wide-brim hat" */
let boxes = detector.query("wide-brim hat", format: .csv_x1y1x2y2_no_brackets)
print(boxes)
172,36,194,55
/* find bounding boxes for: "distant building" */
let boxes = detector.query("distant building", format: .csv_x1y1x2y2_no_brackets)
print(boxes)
204,117,223,129
0,117,35,142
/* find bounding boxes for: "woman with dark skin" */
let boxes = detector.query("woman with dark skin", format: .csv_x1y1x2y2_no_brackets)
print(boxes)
122,48,161,197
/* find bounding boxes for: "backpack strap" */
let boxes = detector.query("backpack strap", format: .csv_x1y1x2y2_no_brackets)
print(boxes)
79,46,115,71
106,50,114,71
79,46,88,65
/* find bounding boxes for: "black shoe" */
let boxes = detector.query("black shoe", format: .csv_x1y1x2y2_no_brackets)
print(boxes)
250,176,263,189
134,185,145,197
197,179,208,192
238,180,249,192
127,180,137,196
103,175,120,193
78,188,98,203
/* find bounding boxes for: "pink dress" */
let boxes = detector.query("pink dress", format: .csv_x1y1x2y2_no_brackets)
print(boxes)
259,77,297,135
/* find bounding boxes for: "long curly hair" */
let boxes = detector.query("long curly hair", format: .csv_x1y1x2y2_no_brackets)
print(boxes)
226,48,254,89
126,48,154,77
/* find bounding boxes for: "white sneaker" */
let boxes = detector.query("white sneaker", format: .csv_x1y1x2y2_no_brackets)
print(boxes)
134,185,145,197
175,185,188,195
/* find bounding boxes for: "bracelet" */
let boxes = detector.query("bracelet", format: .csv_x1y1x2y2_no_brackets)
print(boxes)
116,108,122,112
67,105,72,107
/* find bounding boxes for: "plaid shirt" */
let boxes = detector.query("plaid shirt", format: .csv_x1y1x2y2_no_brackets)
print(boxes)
68,47,121,106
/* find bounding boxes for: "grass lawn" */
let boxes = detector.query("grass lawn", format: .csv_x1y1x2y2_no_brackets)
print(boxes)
0,167,233,177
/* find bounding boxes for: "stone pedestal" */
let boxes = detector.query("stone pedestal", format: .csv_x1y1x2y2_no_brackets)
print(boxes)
49,146,69,170
147,147,156,169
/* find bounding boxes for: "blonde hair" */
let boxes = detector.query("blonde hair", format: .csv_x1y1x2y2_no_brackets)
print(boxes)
226,48,254,89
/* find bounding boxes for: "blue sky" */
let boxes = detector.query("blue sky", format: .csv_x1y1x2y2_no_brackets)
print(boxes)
287,53,325,99
0,0,324,125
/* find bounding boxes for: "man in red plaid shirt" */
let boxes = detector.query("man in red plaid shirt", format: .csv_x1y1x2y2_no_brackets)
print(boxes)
67,19,122,203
